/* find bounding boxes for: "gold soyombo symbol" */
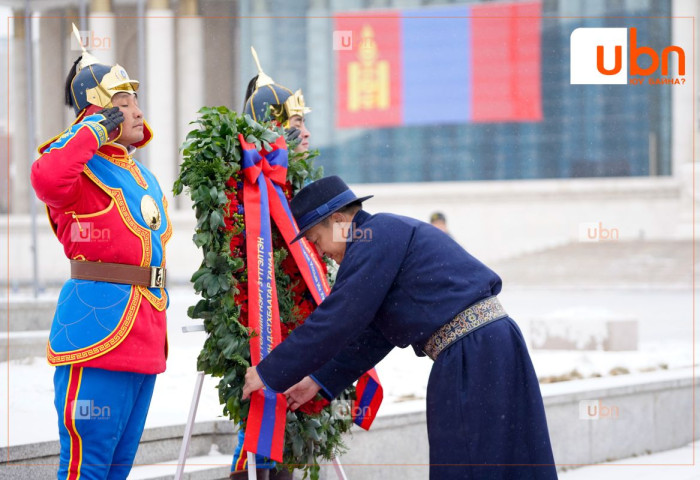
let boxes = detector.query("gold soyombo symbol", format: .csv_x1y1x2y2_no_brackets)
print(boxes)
347,25,390,112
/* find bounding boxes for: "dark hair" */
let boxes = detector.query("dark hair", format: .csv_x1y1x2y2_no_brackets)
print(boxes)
64,56,82,108
321,201,363,225
430,211,446,223
338,200,363,214
243,75,258,110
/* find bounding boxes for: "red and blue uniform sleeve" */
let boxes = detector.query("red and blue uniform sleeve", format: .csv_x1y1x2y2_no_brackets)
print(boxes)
256,215,411,392
31,119,109,209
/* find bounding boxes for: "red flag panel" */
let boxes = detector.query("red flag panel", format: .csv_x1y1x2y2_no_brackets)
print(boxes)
471,1,542,122
335,12,403,128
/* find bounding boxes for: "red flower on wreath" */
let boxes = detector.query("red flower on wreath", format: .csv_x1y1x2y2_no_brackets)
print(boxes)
230,234,244,252
235,283,247,303
291,279,308,297
281,254,299,276
237,309,249,327
295,299,315,323
299,397,329,415
228,194,239,210
235,281,249,327
282,181,293,201
280,322,293,341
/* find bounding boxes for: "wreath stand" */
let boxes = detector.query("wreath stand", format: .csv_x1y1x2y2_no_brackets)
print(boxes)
174,324,349,480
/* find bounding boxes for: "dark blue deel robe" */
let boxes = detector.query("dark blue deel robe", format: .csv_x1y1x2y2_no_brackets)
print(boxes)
257,210,557,479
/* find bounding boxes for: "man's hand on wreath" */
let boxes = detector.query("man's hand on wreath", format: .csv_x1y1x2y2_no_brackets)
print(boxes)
242,366,264,401
284,376,321,411
96,107,124,134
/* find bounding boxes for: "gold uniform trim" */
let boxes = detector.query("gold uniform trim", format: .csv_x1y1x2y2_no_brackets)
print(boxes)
67,200,115,219
96,151,149,189
83,166,152,268
47,288,142,365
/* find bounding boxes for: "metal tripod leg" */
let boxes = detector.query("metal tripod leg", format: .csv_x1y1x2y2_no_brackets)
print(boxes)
175,325,348,480
175,324,232,479
332,457,349,480
174,370,205,480
247,452,257,480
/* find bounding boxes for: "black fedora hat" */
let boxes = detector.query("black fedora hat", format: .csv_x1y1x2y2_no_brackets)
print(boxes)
291,176,372,243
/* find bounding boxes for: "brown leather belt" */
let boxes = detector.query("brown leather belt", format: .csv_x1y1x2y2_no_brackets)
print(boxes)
70,260,166,288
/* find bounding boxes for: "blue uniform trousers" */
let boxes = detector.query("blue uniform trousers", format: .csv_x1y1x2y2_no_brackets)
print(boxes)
53,365,156,480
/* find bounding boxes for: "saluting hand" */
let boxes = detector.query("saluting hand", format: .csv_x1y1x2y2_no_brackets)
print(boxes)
284,376,321,411
96,106,124,134
242,366,264,401
284,127,301,146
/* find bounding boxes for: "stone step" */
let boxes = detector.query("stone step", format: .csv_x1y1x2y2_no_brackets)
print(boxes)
1,420,237,479
0,330,49,362
530,308,639,351
0,298,55,331
129,452,233,480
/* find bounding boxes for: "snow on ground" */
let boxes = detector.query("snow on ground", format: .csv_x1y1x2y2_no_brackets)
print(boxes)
128,441,700,480
2,286,698,447
558,442,700,479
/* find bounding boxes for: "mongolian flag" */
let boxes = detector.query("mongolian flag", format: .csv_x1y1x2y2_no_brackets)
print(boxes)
334,1,542,128
353,368,383,430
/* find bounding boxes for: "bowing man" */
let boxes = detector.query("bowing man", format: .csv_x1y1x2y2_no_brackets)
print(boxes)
243,176,558,480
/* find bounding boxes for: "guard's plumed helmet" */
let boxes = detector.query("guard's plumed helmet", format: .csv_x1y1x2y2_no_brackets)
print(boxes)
243,47,310,126
38,24,152,153
64,52,140,116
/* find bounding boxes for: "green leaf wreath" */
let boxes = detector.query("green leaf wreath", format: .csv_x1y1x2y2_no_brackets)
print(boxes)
174,106,355,479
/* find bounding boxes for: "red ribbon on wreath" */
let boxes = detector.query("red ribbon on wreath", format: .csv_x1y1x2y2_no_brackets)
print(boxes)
238,133,382,461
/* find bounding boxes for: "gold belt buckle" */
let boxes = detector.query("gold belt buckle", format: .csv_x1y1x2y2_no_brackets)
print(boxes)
150,266,165,288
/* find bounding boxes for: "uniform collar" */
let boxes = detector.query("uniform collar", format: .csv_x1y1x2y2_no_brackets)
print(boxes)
99,143,135,164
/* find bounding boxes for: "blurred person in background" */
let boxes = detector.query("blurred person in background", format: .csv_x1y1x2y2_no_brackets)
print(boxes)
430,211,451,236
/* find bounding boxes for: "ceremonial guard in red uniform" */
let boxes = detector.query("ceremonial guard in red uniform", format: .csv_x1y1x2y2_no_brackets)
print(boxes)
30,46,170,479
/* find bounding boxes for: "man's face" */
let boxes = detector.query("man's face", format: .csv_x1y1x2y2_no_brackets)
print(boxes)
112,92,144,147
288,115,310,153
304,213,348,264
